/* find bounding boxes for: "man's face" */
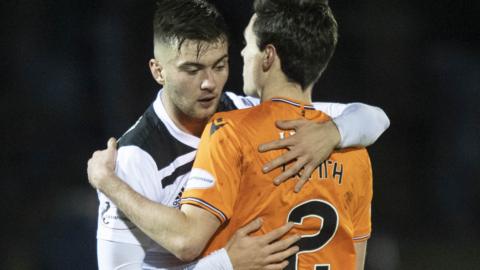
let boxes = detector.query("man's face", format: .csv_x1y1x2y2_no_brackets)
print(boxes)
159,40,229,121
241,15,263,97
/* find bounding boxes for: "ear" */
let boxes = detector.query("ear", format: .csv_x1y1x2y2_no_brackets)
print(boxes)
262,44,276,72
149,59,166,85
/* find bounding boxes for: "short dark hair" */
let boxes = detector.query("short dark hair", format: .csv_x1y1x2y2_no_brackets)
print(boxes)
153,0,229,51
253,0,338,89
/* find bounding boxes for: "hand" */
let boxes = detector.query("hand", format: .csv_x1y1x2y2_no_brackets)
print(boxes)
87,138,118,191
259,119,340,193
225,218,300,270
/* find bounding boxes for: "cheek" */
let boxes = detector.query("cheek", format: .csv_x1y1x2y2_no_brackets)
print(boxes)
216,69,229,88
172,74,199,94
250,56,262,81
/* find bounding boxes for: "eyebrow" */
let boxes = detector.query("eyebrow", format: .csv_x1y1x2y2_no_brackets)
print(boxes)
178,54,228,69
213,55,229,66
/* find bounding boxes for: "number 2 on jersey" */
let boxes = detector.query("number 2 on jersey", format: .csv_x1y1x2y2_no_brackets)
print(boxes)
286,199,339,270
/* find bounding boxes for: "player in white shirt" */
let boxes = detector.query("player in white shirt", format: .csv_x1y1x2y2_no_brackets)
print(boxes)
95,0,390,269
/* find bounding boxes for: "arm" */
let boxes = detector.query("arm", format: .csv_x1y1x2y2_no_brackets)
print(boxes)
96,146,158,268
316,102,390,148
225,92,390,147
88,139,221,262
354,241,367,270
97,191,146,269
189,219,299,270
259,102,389,191
89,139,300,267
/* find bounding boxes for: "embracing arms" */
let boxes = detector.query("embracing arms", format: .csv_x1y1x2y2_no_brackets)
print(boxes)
88,139,298,269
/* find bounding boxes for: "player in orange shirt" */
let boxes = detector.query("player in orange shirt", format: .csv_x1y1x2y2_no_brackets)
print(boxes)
88,0,374,269
182,100,372,269
181,1,372,269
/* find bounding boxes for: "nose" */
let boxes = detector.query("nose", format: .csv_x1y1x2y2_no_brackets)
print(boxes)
200,70,216,91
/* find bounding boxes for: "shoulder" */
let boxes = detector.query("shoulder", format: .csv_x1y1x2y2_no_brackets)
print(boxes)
213,103,266,126
116,145,157,171
117,105,195,171
207,106,260,138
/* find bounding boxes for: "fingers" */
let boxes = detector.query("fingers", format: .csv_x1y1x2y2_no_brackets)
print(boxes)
273,158,308,185
266,244,299,264
107,137,117,149
258,138,290,153
294,163,316,193
236,218,263,236
275,119,307,130
263,150,298,174
259,119,307,153
266,234,300,255
259,222,294,244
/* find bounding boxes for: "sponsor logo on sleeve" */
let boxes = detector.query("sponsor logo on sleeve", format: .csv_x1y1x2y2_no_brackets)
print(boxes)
186,168,215,189
100,201,136,230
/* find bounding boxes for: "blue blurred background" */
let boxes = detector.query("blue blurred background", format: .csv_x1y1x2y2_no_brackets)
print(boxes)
2,0,479,269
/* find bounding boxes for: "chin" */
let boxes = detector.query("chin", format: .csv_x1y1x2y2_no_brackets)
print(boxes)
196,105,218,120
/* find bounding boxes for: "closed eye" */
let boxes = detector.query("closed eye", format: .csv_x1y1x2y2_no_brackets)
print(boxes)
214,64,226,71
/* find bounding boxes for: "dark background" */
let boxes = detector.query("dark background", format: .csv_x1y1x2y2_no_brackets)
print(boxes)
2,0,479,269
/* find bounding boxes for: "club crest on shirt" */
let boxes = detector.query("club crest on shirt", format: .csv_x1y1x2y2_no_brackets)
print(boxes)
186,168,215,189
210,117,226,135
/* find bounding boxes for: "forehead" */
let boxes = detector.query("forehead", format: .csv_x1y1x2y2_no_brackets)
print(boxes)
174,39,228,63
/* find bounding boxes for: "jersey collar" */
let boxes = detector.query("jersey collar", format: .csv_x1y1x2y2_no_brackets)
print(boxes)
153,89,201,149
270,97,316,110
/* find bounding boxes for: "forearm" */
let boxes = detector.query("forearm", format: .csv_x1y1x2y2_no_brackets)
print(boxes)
333,103,390,148
97,175,201,261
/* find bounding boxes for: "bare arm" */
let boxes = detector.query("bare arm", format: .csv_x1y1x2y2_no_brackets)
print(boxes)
88,139,301,268
354,241,367,270
88,139,220,261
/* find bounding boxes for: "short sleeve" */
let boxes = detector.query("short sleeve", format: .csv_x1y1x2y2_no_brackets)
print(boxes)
180,117,242,224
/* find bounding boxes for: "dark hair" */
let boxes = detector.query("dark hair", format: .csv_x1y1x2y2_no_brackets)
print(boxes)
153,0,229,51
253,0,338,89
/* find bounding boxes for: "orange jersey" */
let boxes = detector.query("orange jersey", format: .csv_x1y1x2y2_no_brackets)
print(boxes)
181,97,373,270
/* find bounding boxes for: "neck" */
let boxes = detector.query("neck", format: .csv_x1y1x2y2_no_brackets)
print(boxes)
260,78,313,104
161,92,208,137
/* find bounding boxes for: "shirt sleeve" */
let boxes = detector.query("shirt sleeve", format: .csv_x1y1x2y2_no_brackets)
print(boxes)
97,238,145,270
350,150,374,242
312,102,390,148
185,248,233,270
180,117,242,224
96,146,158,245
